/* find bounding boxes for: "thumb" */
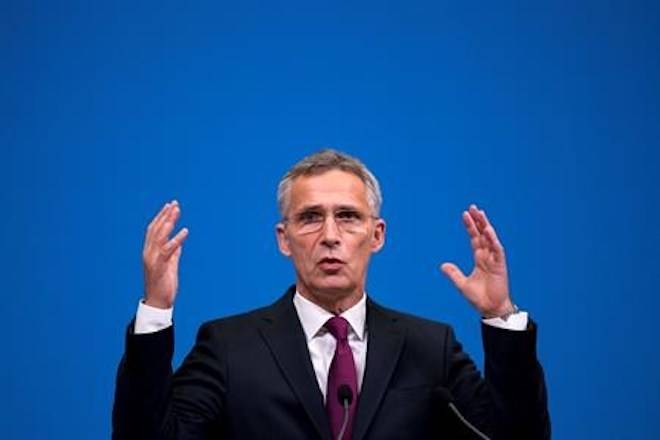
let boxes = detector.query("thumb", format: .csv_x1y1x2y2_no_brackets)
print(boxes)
439,262,467,290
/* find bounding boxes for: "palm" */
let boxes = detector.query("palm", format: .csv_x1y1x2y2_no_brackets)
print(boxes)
144,254,180,305
441,205,512,317
142,201,189,309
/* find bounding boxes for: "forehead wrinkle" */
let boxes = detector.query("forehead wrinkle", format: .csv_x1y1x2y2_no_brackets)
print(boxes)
291,189,367,211
287,170,370,214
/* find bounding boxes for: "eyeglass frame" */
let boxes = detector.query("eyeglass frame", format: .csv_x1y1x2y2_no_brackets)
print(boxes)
280,205,380,235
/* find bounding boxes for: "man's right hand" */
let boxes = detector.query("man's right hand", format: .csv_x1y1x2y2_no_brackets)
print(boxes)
142,200,189,309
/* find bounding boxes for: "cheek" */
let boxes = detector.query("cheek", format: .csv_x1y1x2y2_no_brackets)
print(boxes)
289,239,316,267
349,236,374,262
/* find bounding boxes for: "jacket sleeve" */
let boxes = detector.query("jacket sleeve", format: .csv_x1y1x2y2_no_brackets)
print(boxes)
445,320,551,440
112,320,227,440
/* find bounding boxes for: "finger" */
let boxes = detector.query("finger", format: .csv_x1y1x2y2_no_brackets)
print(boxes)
147,201,178,246
462,210,480,239
469,233,489,254
483,224,505,262
439,262,467,290
473,234,488,251
476,209,501,246
150,202,171,228
171,244,183,265
482,217,502,247
479,208,490,232
468,204,487,233
155,203,181,244
162,227,189,258
146,202,171,240
481,209,502,235
152,200,179,233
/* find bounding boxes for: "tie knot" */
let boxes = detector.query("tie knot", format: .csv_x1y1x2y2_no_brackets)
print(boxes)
325,316,349,342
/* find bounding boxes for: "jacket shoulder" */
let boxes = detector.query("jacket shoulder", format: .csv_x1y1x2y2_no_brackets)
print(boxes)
368,300,455,341
195,304,273,339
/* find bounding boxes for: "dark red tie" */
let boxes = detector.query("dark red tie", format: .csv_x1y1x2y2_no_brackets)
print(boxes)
325,316,358,440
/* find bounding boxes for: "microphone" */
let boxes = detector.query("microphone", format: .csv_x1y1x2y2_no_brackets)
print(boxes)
434,387,491,440
336,384,353,440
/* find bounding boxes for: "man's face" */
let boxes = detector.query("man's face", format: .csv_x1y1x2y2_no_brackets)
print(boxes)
276,169,385,302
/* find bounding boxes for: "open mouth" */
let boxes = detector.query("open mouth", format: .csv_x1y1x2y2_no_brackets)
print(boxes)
318,257,345,271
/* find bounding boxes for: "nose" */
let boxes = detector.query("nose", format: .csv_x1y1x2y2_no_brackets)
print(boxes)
320,215,341,248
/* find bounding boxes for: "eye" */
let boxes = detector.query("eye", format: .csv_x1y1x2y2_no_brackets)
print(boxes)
297,211,323,223
336,210,362,221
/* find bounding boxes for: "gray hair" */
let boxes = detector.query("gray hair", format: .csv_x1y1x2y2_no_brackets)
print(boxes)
277,149,383,217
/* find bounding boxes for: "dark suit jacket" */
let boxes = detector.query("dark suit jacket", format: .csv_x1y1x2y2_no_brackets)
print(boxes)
113,286,550,439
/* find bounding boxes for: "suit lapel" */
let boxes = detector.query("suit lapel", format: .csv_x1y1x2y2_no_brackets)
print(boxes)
258,287,331,440
353,300,405,440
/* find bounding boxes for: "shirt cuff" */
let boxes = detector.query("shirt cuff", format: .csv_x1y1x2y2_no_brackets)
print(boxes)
482,310,528,331
134,299,173,334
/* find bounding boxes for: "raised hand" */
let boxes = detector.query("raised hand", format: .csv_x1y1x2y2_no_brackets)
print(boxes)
142,200,189,309
440,204,514,318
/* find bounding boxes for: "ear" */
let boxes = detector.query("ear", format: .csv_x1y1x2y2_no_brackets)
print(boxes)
276,222,292,257
370,218,386,253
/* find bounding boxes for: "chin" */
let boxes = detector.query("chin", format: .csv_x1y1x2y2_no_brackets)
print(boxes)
310,278,356,296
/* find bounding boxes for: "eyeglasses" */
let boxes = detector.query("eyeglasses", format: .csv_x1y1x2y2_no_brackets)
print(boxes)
283,208,378,235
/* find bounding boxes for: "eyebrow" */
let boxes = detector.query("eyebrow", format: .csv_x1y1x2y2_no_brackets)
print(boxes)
295,204,361,213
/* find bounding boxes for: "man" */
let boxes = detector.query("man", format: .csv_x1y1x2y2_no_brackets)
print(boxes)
113,149,550,439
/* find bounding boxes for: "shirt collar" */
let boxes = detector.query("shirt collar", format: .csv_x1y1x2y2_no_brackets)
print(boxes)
293,290,367,341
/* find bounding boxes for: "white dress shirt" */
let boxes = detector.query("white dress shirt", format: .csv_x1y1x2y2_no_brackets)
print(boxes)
292,291,368,402
134,293,528,402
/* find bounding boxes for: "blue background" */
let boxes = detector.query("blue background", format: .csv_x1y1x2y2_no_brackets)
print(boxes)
3,1,659,438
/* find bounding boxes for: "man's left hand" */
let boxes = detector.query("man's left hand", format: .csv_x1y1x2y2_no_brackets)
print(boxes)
440,204,514,318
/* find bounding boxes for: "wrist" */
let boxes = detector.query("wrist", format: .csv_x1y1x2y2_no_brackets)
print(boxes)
481,301,517,320
143,297,173,310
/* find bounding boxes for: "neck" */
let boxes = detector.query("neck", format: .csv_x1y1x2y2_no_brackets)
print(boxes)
296,284,363,315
